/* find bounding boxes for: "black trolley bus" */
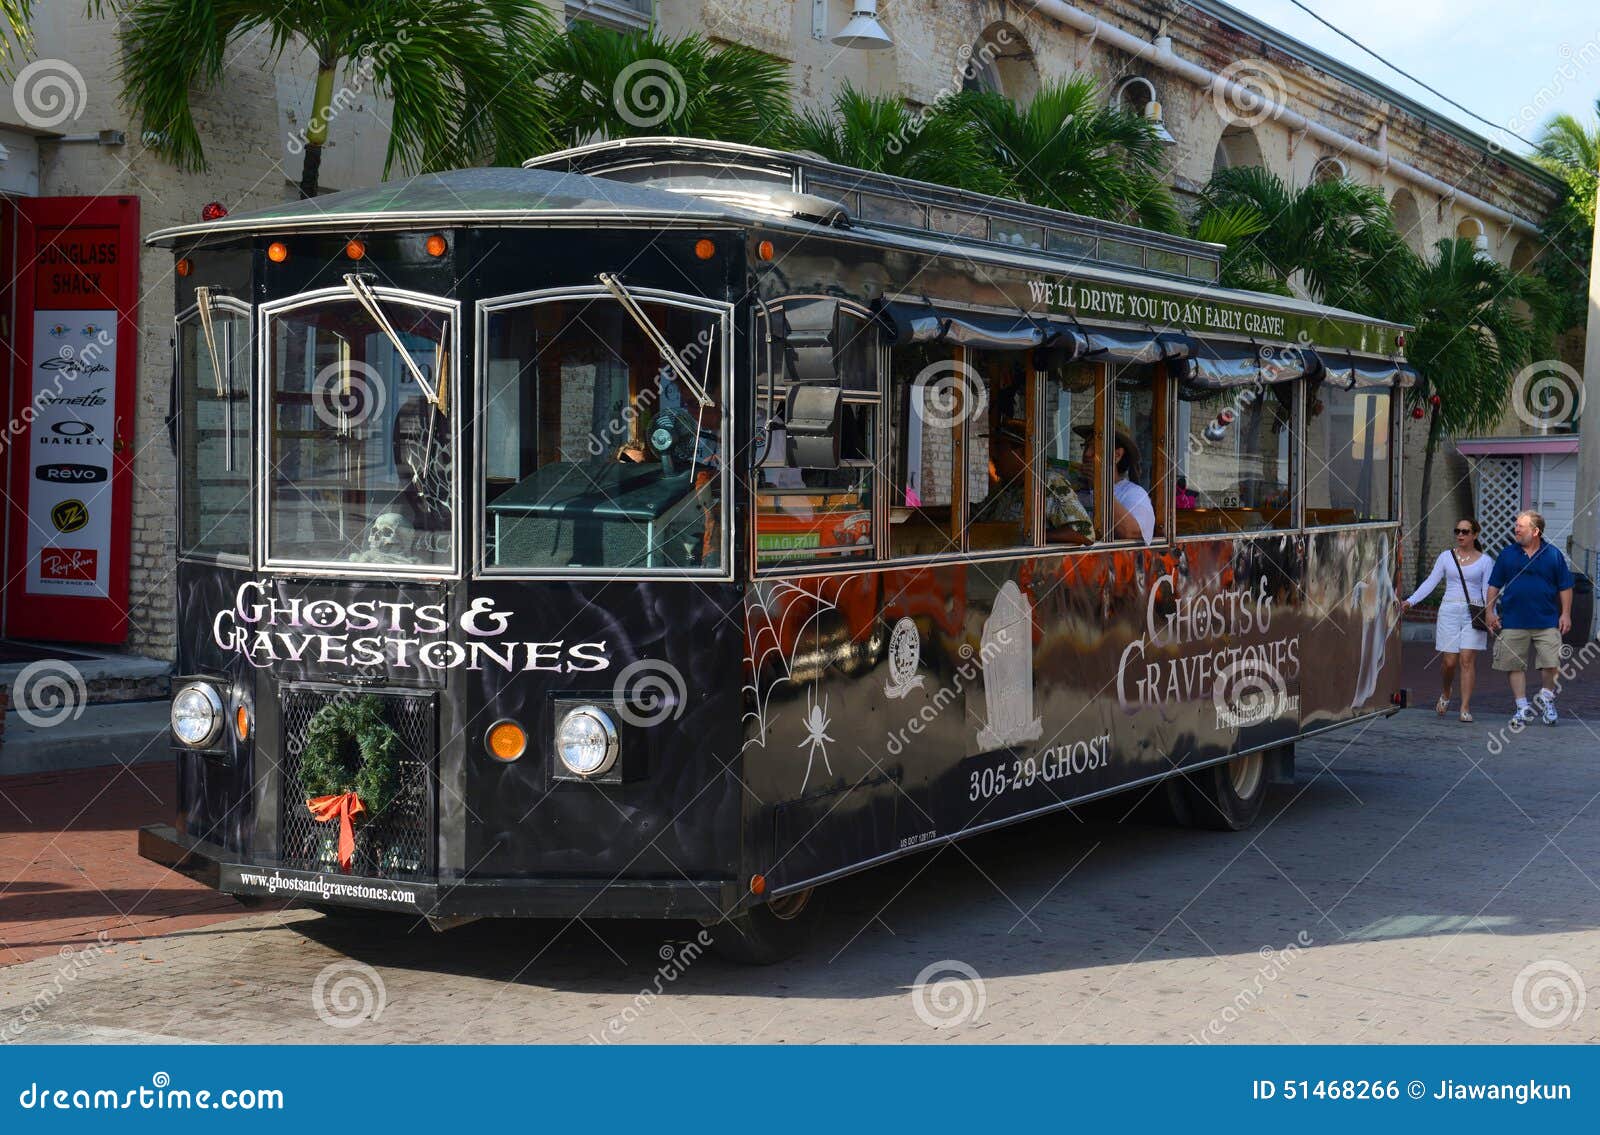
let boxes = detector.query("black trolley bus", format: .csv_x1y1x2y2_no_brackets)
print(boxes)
142,138,1413,960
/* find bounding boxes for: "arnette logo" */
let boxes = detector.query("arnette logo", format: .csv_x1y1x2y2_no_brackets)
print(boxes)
36,463,107,483
50,499,89,533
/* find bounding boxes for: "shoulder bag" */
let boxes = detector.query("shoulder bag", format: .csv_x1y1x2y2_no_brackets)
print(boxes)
1453,552,1489,633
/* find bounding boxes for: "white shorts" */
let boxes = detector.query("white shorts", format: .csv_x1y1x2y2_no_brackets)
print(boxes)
1435,601,1488,653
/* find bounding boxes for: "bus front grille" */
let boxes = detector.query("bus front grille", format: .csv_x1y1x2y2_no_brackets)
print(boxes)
277,686,437,881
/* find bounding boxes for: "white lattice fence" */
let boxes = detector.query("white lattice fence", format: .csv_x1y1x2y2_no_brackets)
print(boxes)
1475,457,1521,555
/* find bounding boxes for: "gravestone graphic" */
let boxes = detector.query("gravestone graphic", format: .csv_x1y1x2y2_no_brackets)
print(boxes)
977,581,1042,748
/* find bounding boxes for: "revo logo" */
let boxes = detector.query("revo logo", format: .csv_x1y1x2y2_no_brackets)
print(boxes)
35,463,108,483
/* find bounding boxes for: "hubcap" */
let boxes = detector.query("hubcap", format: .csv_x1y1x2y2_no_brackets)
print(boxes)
767,888,813,921
1228,753,1264,800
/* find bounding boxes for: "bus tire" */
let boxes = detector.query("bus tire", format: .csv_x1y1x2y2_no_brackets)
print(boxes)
706,888,819,965
1179,751,1268,832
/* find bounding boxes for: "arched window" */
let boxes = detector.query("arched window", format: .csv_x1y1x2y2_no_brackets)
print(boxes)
1455,216,1490,256
1311,156,1348,184
1116,77,1176,145
1390,188,1424,253
1213,124,1263,173
961,21,1038,102
1510,237,1538,274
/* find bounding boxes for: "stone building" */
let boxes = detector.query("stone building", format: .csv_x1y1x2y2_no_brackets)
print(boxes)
0,0,1574,660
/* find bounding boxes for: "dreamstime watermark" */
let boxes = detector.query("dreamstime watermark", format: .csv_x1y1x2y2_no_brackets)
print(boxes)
883,630,1010,758
311,959,387,1029
872,26,1021,159
310,359,388,430
911,959,987,1029
1511,959,1587,1030
911,358,987,431
1213,656,1294,730
12,58,87,130
613,58,688,129
1,932,113,1041
12,659,88,729
612,658,688,727
588,930,714,1043
1188,931,1313,1044
0,332,117,458
1484,639,1596,755
1212,59,1286,129
1499,33,1600,149
286,38,410,156
1510,360,1584,432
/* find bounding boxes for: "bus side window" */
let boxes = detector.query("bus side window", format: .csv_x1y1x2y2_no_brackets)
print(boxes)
1174,382,1295,536
754,306,880,567
1305,380,1392,525
1112,363,1164,544
966,350,1032,552
1038,360,1101,546
888,344,961,558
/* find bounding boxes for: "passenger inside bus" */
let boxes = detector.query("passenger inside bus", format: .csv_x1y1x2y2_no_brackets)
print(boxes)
1077,425,1155,544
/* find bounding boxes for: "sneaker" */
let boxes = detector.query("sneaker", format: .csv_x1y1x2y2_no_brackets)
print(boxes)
1512,702,1537,726
1539,698,1559,727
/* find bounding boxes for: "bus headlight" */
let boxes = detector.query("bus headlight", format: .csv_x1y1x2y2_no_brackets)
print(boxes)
555,706,619,777
171,683,225,747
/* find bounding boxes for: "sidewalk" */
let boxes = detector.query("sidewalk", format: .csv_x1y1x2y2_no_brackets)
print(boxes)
0,761,243,967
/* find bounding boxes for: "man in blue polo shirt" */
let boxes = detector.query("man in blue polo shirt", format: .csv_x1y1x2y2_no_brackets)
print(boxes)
1485,510,1574,726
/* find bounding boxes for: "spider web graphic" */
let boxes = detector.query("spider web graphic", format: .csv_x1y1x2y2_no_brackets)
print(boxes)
742,579,840,756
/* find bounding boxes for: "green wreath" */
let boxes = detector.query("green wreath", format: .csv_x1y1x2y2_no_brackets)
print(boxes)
298,695,400,817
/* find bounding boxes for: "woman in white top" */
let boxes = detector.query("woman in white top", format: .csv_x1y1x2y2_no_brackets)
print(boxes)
1400,518,1493,722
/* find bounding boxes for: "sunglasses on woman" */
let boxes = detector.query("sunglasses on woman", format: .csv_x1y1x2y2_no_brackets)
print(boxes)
1455,528,1473,535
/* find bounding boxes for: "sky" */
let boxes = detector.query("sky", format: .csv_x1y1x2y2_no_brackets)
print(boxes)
1218,0,1600,155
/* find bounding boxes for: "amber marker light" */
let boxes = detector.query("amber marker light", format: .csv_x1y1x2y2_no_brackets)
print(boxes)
749,874,767,896
756,240,775,261
175,257,192,277
487,720,528,762
344,239,367,261
425,233,448,257
694,238,715,260
267,241,289,263
234,704,250,742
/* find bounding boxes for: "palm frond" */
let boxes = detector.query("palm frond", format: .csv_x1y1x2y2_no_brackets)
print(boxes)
2,0,33,76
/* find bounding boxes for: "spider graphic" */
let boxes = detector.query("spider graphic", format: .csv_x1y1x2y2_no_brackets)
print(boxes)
796,689,834,791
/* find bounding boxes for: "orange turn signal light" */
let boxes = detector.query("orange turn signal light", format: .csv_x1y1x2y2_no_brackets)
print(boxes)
694,238,715,260
267,241,289,263
487,720,528,762
424,233,448,257
344,239,366,261
756,240,774,261
175,257,193,277
234,704,250,742
749,874,767,896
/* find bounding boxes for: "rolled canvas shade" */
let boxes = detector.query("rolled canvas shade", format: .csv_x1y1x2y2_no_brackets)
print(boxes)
876,300,1046,350
1322,355,1418,389
1176,338,1323,389
1076,326,1192,365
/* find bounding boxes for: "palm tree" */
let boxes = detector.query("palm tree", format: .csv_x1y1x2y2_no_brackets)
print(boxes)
952,77,1182,233
1195,165,1402,312
1533,101,1598,333
1396,238,1553,583
2,1,32,73
784,84,1006,194
91,0,558,199
538,21,794,151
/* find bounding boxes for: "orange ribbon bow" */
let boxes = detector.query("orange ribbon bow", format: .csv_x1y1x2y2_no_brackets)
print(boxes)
306,792,366,872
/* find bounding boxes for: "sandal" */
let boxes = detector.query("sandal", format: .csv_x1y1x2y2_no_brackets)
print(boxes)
1459,711,1474,723
1436,695,1450,716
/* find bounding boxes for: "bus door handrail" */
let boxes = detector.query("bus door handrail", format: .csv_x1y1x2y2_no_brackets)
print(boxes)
598,272,713,408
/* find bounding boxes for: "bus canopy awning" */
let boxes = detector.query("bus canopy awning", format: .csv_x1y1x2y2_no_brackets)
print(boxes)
1175,338,1324,389
1321,355,1418,389
876,300,1192,362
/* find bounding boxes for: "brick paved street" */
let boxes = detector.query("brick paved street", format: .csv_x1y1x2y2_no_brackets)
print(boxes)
3,644,1598,1045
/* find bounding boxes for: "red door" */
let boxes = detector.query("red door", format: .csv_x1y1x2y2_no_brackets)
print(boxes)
2,196,139,644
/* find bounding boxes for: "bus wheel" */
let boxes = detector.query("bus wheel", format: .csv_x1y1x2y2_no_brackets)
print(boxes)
707,888,819,965
1180,752,1267,831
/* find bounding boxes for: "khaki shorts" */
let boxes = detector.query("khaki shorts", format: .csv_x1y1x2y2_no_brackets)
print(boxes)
1493,626,1564,671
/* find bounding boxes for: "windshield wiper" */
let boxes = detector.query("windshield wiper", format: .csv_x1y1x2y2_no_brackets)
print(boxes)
193,285,235,471
597,272,713,408
342,273,442,409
